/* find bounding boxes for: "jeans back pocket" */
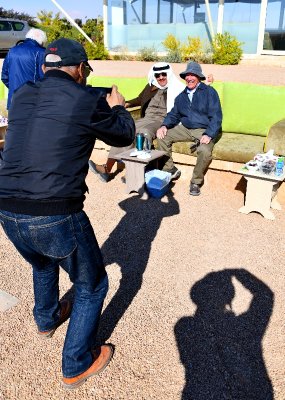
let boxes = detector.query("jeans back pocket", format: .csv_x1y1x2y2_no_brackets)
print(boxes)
30,216,77,259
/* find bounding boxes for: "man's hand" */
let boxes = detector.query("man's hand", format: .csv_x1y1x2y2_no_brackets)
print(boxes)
200,135,212,145
206,74,214,85
156,126,168,139
106,85,125,108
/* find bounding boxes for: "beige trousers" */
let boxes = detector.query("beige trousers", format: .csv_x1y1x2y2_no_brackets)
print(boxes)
157,125,214,185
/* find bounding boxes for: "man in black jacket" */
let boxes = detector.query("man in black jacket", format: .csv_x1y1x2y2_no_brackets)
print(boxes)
0,38,135,389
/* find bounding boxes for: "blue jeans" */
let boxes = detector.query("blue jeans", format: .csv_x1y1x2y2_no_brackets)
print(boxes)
0,210,108,378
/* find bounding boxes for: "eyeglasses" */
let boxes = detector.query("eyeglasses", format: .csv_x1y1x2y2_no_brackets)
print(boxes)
154,72,167,78
84,63,91,78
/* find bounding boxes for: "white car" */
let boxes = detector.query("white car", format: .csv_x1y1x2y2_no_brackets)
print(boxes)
0,18,30,51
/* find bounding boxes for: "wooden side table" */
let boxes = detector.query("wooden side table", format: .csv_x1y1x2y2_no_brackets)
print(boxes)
238,167,285,220
113,149,166,198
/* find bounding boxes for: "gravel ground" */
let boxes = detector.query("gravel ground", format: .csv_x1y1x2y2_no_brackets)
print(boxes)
0,168,285,399
0,61,285,399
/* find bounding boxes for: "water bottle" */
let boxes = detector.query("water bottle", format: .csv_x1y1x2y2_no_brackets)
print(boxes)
275,156,284,176
135,133,144,151
143,133,152,153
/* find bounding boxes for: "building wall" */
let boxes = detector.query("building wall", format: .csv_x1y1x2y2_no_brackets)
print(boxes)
106,0,285,55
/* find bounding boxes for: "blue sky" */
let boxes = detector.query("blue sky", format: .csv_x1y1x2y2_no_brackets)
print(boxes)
1,0,103,21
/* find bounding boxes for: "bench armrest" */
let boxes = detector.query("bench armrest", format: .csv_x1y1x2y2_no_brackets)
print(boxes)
265,119,285,155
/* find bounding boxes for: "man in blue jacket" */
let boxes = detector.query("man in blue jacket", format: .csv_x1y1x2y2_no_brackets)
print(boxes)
156,61,222,196
0,38,135,389
1,27,47,110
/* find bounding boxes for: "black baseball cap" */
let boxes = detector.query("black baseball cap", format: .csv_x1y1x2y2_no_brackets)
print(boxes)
44,38,93,71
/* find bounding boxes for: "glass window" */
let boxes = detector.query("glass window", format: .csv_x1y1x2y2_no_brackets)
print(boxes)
0,21,12,31
108,0,219,51
126,0,144,24
223,0,261,53
263,0,285,50
12,22,25,32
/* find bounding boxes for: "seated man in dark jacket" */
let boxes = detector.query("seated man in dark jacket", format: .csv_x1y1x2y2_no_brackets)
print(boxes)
156,61,222,196
0,38,135,389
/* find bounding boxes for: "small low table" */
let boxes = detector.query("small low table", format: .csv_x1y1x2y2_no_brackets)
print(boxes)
238,167,285,220
113,149,166,197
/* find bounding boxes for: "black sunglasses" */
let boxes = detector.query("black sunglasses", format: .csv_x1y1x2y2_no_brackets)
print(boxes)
154,72,167,78
84,66,91,77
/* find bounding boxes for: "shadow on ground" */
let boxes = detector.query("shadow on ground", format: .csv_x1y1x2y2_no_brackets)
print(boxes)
175,268,274,400
97,190,179,343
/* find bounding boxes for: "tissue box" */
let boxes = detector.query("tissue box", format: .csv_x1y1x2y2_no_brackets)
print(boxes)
145,169,171,198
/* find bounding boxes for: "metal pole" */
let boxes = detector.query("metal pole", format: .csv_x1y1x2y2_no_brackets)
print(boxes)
103,0,108,49
257,0,268,54
204,0,215,40
217,0,224,34
50,0,95,46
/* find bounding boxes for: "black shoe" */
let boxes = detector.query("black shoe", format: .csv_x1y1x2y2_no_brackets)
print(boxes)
168,166,181,181
89,160,110,183
190,183,201,196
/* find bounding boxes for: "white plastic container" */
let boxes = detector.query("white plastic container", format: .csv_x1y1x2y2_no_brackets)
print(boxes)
145,169,171,198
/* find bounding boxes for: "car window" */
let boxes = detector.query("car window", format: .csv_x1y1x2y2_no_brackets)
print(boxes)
12,22,25,32
0,21,12,31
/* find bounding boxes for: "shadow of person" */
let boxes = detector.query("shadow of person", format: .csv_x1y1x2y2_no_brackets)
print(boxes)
175,269,274,400
97,190,180,343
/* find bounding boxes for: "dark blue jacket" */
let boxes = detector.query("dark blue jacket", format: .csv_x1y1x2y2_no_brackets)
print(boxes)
1,38,45,109
162,83,222,139
0,70,135,215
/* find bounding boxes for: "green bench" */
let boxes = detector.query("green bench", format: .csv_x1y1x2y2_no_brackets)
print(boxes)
1,79,284,164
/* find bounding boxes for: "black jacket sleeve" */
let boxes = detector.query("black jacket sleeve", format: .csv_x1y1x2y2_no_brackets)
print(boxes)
91,105,136,147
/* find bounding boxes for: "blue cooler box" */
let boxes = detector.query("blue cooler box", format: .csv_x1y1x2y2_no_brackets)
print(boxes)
145,170,171,198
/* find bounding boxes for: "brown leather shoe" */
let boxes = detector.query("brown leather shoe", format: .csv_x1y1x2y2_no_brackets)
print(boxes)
62,344,114,390
38,299,72,339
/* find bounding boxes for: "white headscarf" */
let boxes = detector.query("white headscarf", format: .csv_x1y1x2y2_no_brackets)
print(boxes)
148,62,185,112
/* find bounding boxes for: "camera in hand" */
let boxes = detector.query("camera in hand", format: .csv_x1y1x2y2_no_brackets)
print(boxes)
93,87,112,98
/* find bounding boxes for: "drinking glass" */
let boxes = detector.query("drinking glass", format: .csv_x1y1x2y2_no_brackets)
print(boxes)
143,135,152,153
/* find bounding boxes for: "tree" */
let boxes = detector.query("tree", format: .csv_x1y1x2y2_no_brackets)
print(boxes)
37,10,55,27
36,12,109,60
37,11,78,42
0,7,36,26
82,18,109,59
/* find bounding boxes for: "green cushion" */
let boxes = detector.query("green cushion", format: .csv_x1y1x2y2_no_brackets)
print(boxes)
222,82,285,136
157,132,264,164
0,82,7,100
0,77,146,101
87,76,146,101
213,132,265,163
212,81,224,105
